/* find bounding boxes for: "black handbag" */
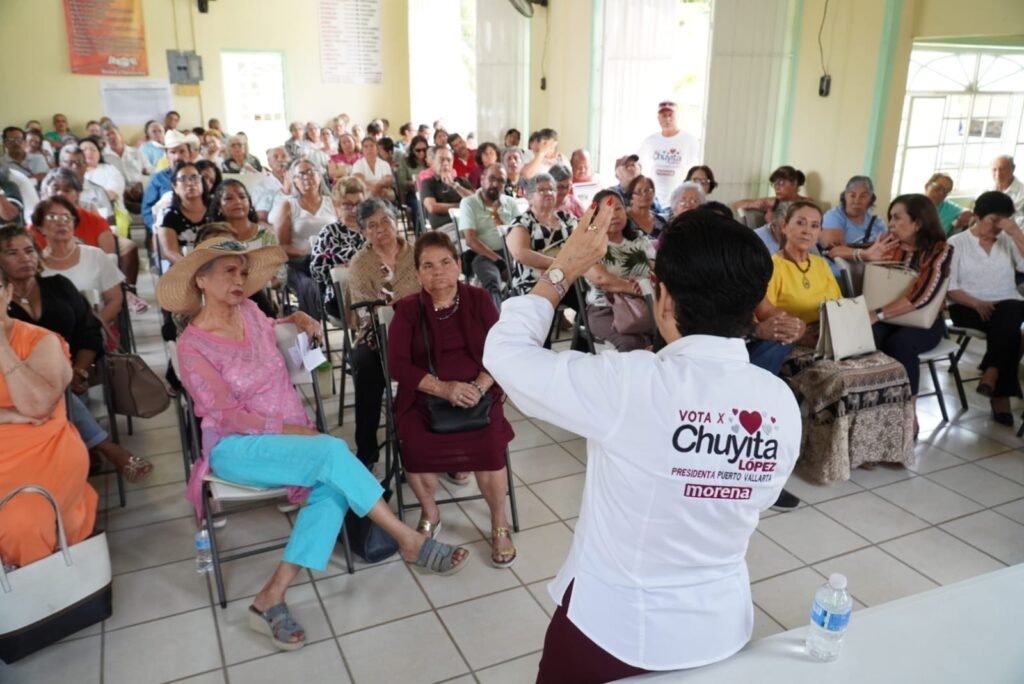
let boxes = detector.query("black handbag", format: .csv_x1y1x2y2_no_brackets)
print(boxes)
342,490,399,563
419,298,492,434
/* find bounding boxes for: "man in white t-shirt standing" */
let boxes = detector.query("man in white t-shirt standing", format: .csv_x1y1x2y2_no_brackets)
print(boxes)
637,100,700,207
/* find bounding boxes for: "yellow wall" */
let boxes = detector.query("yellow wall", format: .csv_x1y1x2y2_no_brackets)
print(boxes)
0,0,410,142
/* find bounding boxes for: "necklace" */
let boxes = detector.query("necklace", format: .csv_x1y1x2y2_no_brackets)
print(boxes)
434,292,460,321
784,252,813,289
12,278,35,305
45,243,80,264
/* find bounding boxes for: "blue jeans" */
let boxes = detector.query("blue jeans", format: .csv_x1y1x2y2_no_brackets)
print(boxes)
747,339,795,376
67,393,108,450
210,433,383,571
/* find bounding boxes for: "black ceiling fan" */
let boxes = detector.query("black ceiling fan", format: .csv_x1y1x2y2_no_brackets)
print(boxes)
508,0,548,19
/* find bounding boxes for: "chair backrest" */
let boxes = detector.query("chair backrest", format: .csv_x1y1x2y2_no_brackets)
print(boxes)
832,256,859,298
330,264,355,337
738,208,766,229
637,278,659,338
222,172,267,197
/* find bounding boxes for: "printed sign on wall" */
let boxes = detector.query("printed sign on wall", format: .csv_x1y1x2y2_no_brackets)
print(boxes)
64,0,149,76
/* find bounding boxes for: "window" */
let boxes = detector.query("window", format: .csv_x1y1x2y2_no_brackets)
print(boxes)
220,51,287,166
591,0,711,176
892,47,1024,200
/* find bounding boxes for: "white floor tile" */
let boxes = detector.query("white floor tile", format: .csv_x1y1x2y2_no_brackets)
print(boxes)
414,538,521,607
103,608,222,684
815,491,930,543
340,612,469,684
906,442,965,474
318,561,431,634
107,516,197,574
960,415,1024,449
459,485,559,534
881,528,1006,585
508,522,574,584
214,540,311,603
475,651,544,683
927,463,1024,506
509,420,556,451
873,477,984,524
508,443,585,484
848,463,914,489
780,474,863,504
812,547,937,607
119,425,190,459
531,418,581,443
0,634,101,684
757,507,870,563
171,671,226,684
528,473,585,520
215,583,331,665
941,510,1024,565
745,531,803,582
105,558,211,631
752,604,786,640
561,437,588,464
439,587,551,670
974,451,1024,486
923,426,1012,461
750,567,828,630
105,482,195,531
527,580,557,617
994,498,1024,525
225,640,350,683
208,505,294,552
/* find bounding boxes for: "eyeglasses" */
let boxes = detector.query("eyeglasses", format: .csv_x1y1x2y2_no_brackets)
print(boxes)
45,213,73,223
340,202,360,210
633,187,655,196
772,179,792,187
229,142,244,147
62,160,85,168
413,147,427,154
691,178,711,186
4,136,24,144
176,174,203,185
534,187,556,195
928,183,952,195
295,169,317,179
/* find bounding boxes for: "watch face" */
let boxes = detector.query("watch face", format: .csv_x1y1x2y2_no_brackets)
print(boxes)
547,268,565,284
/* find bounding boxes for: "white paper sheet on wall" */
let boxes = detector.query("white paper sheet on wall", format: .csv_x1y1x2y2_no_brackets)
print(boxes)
99,79,172,124
318,0,383,84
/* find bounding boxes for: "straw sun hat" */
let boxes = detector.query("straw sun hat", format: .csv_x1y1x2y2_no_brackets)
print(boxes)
156,238,286,315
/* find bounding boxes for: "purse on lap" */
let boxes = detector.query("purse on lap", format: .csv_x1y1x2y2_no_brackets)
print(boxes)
607,292,655,335
815,296,877,361
0,486,112,664
863,262,948,329
418,299,492,434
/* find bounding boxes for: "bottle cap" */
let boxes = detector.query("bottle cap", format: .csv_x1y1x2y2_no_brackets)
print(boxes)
828,573,847,590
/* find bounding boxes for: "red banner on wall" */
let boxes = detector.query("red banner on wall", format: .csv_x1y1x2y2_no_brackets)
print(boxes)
63,0,149,76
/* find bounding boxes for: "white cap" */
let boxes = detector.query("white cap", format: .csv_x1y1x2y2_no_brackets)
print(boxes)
828,573,847,590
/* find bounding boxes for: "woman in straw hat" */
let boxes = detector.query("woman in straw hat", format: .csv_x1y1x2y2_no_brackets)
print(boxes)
158,238,469,652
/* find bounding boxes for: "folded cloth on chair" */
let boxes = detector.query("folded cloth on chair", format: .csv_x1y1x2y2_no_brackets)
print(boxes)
186,455,310,523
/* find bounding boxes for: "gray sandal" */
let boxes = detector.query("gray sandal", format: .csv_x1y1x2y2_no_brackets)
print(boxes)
411,537,469,576
248,602,306,651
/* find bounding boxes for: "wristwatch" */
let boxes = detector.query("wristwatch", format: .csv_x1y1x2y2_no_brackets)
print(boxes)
874,308,886,321
540,267,566,298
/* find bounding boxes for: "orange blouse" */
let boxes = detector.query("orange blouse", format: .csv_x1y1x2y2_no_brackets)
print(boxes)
0,321,97,568
880,240,953,310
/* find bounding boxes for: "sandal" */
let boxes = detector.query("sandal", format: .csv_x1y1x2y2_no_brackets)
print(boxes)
121,455,154,484
415,517,442,539
411,537,469,576
444,472,471,486
490,527,517,569
247,602,306,651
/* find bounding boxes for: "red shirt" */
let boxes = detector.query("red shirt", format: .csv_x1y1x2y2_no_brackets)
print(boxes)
453,151,476,179
30,208,111,250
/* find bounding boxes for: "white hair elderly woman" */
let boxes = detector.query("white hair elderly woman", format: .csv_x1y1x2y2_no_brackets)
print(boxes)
221,134,263,174
161,237,468,652
669,181,706,217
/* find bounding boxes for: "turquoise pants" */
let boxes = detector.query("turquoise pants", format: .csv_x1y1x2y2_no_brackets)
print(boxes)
210,433,384,571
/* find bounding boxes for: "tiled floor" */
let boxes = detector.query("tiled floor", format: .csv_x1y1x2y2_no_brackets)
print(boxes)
3,267,1024,684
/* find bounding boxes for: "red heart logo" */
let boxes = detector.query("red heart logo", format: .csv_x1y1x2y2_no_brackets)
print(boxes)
738,410,762,435
732,409,738,415
770,416,777,424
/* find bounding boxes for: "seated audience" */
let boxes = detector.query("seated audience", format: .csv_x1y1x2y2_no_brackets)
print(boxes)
861,194,952,426
201,130,225,166
625,175,667,239
301,122,330,172
449,134,476,179
164,110,181,132
551,164,583,218
947,191,1024,426
2,126,48,182
310,177,368,317
0,167,26,224
0,296,98,570
503,128,521,154
1,224,151,482
222,134,263,173
25,128,56,169
582,190,656,352
140,120,165,168
328,132,362,182
196,159,224,196
685,165,718,197
421,147,473,229
44,113,73,150
33,172,115,255
35,199,124,331
669,181,706,217
59,144,114,221
820,175,884,255
81,136,126,214
507,172,578,297
159,161,209,269
925,172,971,235
271,160,337,317
352,137,394,201
253,146,292,223
522,128,568,179
991,155,1024,223
283,121,305,162
468,142,500,188
346,199,420,468
101,121,147,210
396,134,429,229
502,148,527,198
162,238,467,651
753,199,793,254
387,231,517,567
142,130,199,253
483,208,799,682
458,163,522,310
734,165,807,214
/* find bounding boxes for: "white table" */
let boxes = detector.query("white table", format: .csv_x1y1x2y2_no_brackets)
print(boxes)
630,564,1024,683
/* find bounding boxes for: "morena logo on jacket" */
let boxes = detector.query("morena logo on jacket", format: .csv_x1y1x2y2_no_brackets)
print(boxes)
671,408,780,464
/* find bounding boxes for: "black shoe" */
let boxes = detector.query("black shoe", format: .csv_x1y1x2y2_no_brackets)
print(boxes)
992,411,1014,427
977,382,995,397
771,489,800,512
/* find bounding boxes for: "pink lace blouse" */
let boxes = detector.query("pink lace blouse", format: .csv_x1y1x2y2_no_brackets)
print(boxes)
177,299,312,519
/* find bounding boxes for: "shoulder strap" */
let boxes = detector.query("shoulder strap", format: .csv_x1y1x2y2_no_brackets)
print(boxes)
863,215,878,242
417,297,437,376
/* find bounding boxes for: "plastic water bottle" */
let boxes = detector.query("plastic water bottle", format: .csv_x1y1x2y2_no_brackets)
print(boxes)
805,573,852,661
194,525,213,574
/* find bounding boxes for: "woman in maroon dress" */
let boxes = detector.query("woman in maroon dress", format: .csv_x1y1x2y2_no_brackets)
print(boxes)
387,231,517,568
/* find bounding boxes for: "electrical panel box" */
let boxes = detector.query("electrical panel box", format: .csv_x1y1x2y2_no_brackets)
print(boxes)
167,50,204,85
